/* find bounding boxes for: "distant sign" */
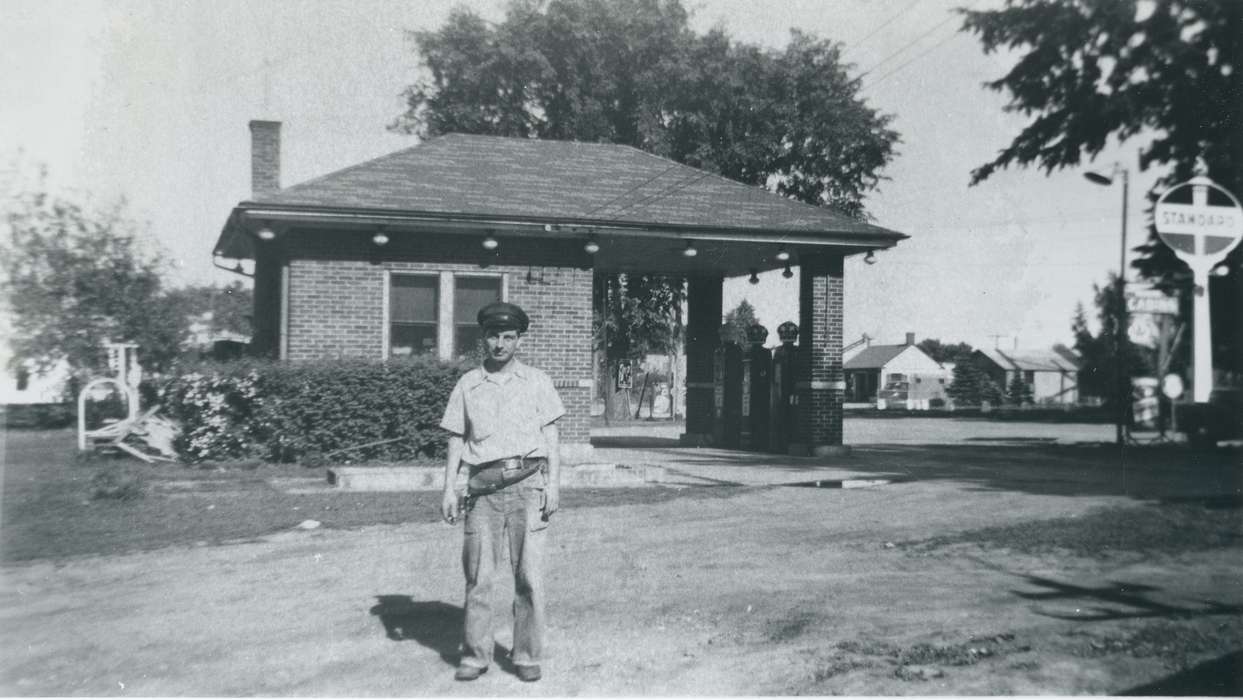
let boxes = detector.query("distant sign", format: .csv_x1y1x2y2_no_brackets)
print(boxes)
1125,289,1179,315
1154,175,1243,264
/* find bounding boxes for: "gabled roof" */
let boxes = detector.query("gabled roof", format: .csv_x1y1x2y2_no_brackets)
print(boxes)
844,344,911,370
246,133,900,236
977,348,1079,372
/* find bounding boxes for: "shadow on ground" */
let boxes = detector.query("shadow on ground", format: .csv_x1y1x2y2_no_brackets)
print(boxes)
369,595,461,665
1012,574,1243,622
1119,650,1243,696
592,435,1242,502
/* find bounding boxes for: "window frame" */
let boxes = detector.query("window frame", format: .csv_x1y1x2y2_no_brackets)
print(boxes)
383,270,508,361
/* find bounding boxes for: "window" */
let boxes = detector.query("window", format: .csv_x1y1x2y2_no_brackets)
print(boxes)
453,276,503,358
390,274,438,356
1023,370,1035,384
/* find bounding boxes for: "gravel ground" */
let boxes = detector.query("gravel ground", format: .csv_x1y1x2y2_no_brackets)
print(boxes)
2,422,1240,695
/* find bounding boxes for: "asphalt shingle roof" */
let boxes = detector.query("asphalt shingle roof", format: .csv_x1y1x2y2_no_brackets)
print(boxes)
978,348,1078,372
250,133,898,237
843,344,912,370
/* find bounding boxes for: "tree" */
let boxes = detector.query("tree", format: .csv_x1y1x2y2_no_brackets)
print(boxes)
721,300,758,346
917,338,975,364
1006,371,1034,406
165,281,254,342
1,190,189,379
946,356,1003,406
960,0,1243,377
394,0,899,216
1068,274,1156,406
594,273,685,419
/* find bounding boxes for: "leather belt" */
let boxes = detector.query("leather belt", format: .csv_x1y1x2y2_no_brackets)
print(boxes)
467,456,545,495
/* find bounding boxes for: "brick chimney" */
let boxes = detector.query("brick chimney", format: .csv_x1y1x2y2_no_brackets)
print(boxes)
905,332,915,346
249,120,281,197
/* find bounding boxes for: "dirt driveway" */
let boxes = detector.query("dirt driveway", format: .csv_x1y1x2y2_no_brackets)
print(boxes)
2,435,1241,695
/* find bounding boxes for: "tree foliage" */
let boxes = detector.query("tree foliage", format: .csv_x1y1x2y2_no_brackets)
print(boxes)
1069,275,1155,404
917,337,975,364
947,355,1003,406
2,188,257,387
1,190,187,376
394,0,900,217
594,273,684,360
721,300,758,346
960,0,1242,375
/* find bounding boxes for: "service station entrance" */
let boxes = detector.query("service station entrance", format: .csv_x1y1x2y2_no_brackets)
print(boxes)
585,229,901,456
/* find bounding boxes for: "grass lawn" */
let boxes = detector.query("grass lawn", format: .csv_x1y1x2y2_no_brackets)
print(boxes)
1,429,746,563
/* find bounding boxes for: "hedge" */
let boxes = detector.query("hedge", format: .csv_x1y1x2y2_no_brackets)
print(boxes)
162,357,467,464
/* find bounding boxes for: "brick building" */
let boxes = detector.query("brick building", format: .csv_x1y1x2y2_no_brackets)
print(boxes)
213,121,906,460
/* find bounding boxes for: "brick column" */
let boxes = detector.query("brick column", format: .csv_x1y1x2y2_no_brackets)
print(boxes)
681,275,722,445
790,254,847,456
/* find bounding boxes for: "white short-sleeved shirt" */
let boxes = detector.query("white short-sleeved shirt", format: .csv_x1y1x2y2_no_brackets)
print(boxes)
440,360,565,465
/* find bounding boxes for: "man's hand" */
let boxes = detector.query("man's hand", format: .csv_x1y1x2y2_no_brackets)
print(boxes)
441,489,459,524
543,484,560,519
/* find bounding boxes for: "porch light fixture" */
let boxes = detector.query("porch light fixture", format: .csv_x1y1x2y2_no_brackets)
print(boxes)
682,240,698,257
583,237,600,254
482,235,499,250
782,264,794,279
864,250,877,265
1211,263,1230,277
372,229,390,246
775,248,791,262
256,226,277,241
749,268,760,285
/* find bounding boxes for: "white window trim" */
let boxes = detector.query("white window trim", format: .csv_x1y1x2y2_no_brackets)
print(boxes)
385,269,507,361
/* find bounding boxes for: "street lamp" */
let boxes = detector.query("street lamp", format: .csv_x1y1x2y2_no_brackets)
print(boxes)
1084,163,1129,447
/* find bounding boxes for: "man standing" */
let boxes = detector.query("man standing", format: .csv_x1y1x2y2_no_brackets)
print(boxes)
439,301,563,683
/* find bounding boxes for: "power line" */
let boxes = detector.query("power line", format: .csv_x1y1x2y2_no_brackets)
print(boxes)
582,163,680,218
857,2,973,79
850,0,923,51
867,28,961,86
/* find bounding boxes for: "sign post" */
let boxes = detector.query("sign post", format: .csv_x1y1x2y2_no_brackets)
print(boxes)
1153,165,1243,402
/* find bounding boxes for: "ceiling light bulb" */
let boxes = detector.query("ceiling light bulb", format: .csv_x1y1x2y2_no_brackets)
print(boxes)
584,239,600,254
682,241,698,257
257,227,276,241
782,264,794,279
482,235,499,250
372,231,389,246
864,250,877,265
776,249,790,262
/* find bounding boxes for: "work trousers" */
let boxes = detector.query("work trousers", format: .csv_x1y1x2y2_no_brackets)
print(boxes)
460,473,548,669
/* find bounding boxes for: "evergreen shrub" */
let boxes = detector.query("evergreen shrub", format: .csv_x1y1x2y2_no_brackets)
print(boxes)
163,357,466,464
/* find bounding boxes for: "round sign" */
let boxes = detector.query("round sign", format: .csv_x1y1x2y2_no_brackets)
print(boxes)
1153,175,1243,264
1160,373,1185,400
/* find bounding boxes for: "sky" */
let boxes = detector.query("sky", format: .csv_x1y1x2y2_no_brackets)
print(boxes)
1,0,1168,352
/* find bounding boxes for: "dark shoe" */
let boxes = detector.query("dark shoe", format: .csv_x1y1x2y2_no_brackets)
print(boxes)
516,664,541,682
454,665,487,681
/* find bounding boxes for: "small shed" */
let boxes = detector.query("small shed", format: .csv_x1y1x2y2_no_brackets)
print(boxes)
974,348,1080,405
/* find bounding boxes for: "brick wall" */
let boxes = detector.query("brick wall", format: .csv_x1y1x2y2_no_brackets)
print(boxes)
248,120,281,196
283,247,593,446
796,254,845,447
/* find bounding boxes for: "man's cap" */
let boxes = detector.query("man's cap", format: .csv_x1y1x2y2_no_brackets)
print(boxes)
477,301,529,332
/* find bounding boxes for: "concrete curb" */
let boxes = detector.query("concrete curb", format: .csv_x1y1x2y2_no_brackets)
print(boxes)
326,463,667,492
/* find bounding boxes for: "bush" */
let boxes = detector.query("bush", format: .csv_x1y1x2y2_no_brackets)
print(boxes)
163,357,467,464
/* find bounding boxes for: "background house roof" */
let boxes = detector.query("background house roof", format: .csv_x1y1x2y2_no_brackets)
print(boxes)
843,344,912,370
247,133,901,237
977,348,1079,372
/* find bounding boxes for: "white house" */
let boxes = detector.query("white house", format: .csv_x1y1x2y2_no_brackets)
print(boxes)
843,332,949,408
